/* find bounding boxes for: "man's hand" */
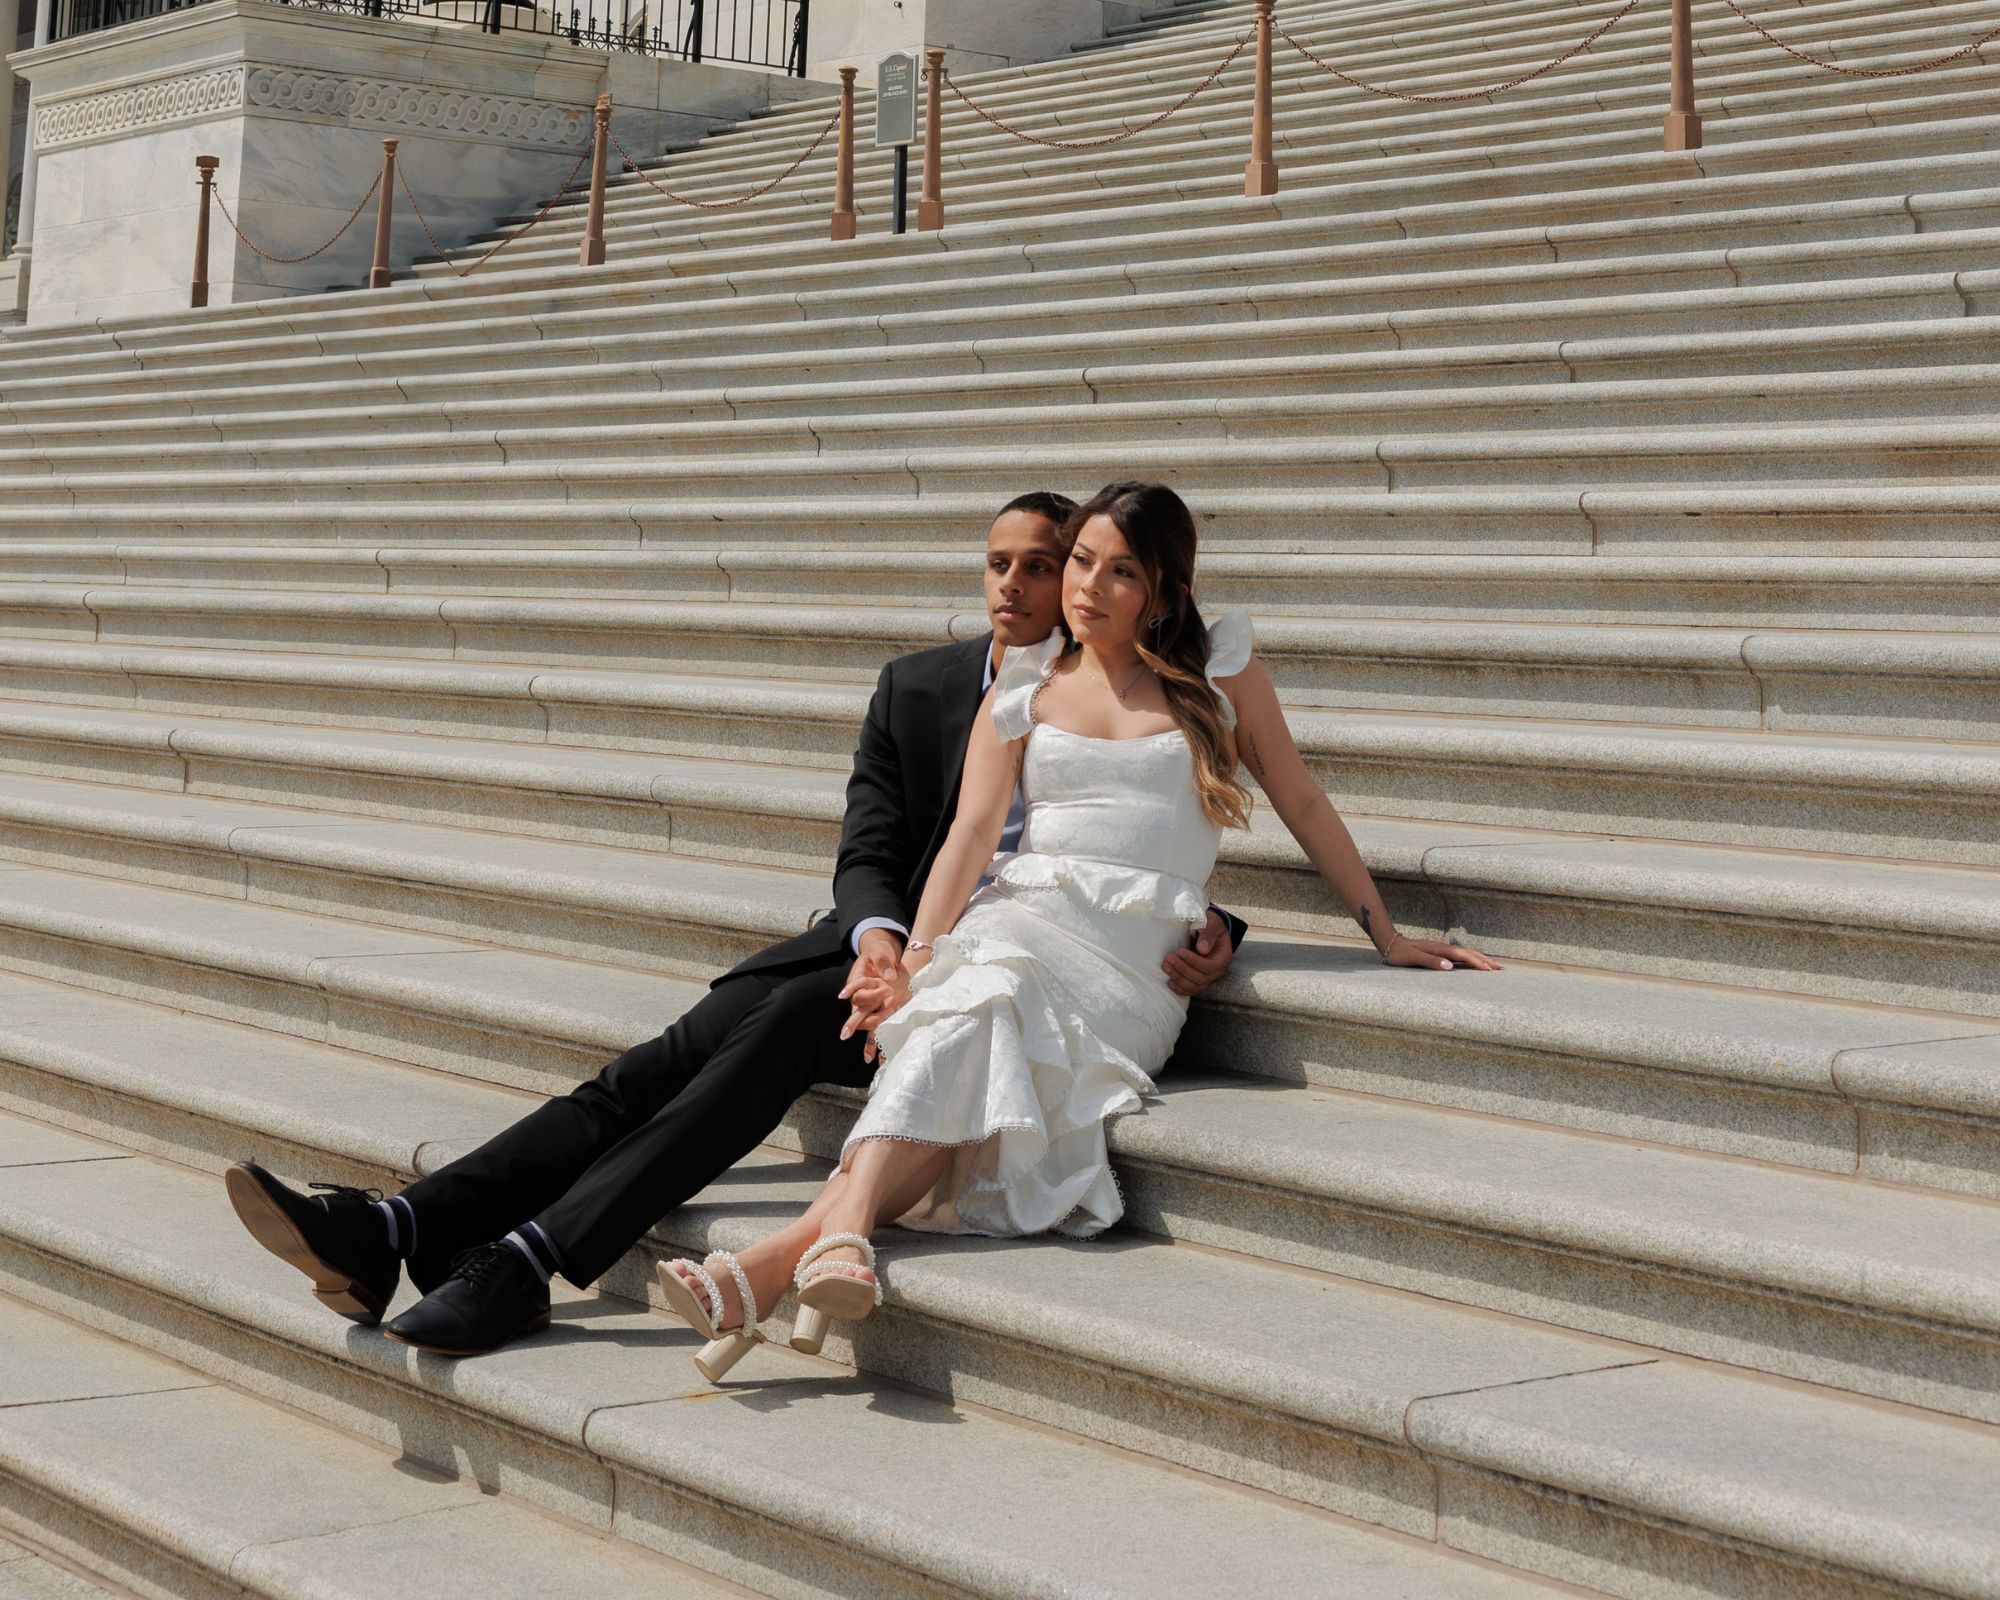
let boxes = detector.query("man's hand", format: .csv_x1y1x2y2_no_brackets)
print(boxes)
1163,909,1236,998
840,929,905,1060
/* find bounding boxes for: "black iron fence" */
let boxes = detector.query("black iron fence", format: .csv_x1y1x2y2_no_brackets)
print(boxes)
52,0,809,73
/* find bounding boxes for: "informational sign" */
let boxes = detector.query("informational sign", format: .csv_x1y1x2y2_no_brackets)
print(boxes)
876,51,919,148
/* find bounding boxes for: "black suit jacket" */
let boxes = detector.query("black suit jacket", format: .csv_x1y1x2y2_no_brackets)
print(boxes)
721,633,1247,983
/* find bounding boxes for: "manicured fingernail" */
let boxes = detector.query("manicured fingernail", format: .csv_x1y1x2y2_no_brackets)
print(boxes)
1441,960,1454,970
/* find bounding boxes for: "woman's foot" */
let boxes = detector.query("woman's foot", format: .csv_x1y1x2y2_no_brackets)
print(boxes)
664,1249,794,1332
803,1242,875,1293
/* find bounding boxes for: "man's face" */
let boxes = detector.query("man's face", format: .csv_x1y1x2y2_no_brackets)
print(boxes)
984,511,1067,649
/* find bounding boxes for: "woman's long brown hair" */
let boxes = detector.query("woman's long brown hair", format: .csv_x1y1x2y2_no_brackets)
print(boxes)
1063,482,1252,830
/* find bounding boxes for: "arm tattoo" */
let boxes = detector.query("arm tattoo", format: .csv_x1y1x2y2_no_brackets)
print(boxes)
1244,730,1266,780
1359,906,1373,947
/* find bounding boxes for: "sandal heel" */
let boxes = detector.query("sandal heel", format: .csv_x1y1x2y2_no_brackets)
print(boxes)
695,1329,759,1382
789,1231,883,1354
790,1303,832,1354
658,1251,768,1382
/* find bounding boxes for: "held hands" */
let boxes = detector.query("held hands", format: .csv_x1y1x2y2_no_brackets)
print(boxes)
838,929,921,1065
1162,909,1237,998
1380,932,1502,972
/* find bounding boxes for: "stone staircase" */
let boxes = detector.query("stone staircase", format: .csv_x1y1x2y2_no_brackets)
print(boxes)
1,0,1998,1593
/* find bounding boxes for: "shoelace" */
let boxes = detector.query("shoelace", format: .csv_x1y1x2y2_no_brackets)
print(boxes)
446,1241,519,1293
308,1181,384,1205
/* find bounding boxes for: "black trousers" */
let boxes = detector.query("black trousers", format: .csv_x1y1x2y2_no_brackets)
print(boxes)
398,952,871,1289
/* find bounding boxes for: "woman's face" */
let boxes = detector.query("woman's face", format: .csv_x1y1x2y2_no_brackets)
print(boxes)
1064,514,1155,650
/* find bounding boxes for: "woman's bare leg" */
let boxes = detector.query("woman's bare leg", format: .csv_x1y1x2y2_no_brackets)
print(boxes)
667,1138,955,1328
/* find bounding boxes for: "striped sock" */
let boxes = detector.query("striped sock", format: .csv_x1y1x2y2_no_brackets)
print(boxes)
501,1223,563,1284
371,1195,418,1260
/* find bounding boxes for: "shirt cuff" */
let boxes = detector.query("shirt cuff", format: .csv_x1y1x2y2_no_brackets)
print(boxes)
850,917,910,957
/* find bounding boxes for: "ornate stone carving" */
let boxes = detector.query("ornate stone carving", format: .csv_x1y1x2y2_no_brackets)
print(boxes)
37,64,589,151
35,67,246,149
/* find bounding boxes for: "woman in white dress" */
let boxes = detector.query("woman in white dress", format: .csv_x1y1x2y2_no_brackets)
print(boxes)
656,482,1499,1378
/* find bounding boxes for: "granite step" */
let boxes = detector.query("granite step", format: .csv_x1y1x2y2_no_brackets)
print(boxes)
1,750,1997,1008
593,44,1997,196
12,417,2000,512
14,312,2000,443
279,94,2000,282
474,8,2000,209
21,952,2000,1434
17,174,2000,369
2,705,1999,1187
8,669,2000,867
30,146,1995,363
6,263,1991,418
19,360,2000,484
5,484,1993,557
3,1091,1998,1599
416,106,2000,273
477,78,1997,262
0,792,1992,1280
27,217,2000,393
14,361,2000,469
0,777,1989,1193
4,547,1995,634
0,1291,750,1600
0,1531,118,1599
4,587,1995,740
0,1117,1588,1600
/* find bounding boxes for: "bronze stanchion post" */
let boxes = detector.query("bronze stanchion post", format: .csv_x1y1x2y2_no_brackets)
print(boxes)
191,155,219,309
831,66,857,240
580,93,611,266
1665,0,1701,150
917,48,945,230
1244,0,1278,197
369,138,398,288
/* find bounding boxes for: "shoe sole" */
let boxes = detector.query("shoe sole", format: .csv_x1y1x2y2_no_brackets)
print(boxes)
380,1312,553,1358
223,1163,387,1326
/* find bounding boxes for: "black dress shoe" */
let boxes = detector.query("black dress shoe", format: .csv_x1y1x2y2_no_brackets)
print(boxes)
224,1161,401,1325
382,1242,551,1357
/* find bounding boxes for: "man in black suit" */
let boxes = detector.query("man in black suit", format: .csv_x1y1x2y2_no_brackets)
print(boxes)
224,492,1245,1354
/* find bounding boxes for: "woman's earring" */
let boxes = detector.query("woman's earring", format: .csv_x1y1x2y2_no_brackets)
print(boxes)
1149,614,1167,631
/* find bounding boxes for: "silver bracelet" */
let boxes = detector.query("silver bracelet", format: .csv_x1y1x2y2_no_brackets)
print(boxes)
906,939,935,955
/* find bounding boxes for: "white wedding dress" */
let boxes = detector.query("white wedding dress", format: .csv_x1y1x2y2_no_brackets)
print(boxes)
844,614,1253,1239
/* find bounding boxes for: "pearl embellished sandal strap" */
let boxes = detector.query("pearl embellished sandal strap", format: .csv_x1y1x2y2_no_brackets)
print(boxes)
677,1257,727,1336
793,1232,883,1306
794,1231,874,1275
707,1251,758,1331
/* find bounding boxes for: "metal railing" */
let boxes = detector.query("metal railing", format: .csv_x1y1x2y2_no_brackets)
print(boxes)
53,0,809,73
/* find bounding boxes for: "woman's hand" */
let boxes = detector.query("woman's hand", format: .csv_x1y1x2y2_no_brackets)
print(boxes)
1382,934,1502,972
840,962,918,1063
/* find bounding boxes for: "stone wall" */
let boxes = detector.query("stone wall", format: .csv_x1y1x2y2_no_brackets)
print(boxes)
11,0,828,325
806,0,1119,79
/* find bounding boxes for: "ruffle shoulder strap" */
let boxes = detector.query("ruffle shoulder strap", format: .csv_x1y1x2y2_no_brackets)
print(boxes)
989,633,1066,741
1203,611,1254,730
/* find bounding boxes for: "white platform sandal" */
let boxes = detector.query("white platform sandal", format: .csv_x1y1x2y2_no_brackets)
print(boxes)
789,1232,883,1355
656,1251,766,1382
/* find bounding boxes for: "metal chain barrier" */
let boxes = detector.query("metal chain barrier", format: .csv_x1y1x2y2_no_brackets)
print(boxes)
611,108,840,208
1277,0,1637,103
398,146,592,279
944,31,1250,149
1717,0,2000,77
210,173,381,265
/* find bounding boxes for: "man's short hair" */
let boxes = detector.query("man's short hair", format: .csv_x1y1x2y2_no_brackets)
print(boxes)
998,491,1079,530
